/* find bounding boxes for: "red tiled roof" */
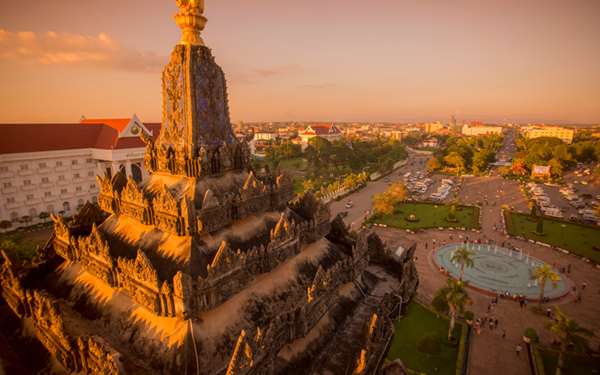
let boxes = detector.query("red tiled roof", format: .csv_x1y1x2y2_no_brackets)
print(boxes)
81,118,131,132
469,121,483,126
0,122,161,155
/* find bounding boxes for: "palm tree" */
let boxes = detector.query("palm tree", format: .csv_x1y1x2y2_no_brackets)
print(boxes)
435,279,473,341
530,264,560,310
544,306,595,375
451,245,476,281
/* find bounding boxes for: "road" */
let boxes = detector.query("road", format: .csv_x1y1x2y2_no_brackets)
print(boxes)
330,154,435,230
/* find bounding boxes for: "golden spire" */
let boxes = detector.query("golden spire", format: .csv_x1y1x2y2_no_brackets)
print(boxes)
174,0,207,46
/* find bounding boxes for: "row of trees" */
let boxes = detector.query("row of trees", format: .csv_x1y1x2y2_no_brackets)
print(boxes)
426,134,503,174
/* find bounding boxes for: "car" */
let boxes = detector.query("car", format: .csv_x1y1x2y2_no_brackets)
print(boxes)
345,201,353,208
574,181,579,184
581,194,593,199
339,211,348,218
581,181,588,185
384,178,389,182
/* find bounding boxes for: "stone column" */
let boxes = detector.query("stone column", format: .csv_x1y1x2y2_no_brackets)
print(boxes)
111,162,120,178
125,161,131,179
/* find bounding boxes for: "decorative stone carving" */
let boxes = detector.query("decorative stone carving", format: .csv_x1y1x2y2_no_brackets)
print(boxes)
153,185,182,235
0,251,28,318
76,224,116,287
226,330,254,375
119,178,153,225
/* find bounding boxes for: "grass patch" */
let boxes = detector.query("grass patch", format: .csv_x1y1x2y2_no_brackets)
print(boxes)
508,212,600,263
387,301,463,375
368,202,477,230
535,346,600,375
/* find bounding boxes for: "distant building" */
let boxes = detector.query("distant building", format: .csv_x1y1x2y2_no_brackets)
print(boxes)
523,126,574,144
461,125,503,136
450,124,463,133
0,114,159,227
425,122,444,133
391,131,405,141
254,131,277,141
235,134,256,155
299,124,342,149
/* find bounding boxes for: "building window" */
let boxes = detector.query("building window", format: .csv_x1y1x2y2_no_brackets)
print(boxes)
6,198,15,204
41,177,49,183
44,192,52,197
86,158,93,164
71,160,78,165
56,161,63,167
58,175,65,181
78,199,84,205
90,184,96,189
73,173,80,179
76,186,82,192
39,162,46,169
10,212,19,223
26,194,34,201
20,165,28,171
63,202,70,212
29,208,37,218
88,171,94,177
47,205,55,215
60,189,67,194
0,166,8,172
23,180,31,186
3,182,12,188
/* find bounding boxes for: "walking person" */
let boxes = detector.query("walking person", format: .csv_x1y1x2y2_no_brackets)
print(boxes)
502,330,506,342
489,320,494,330
495,318,499,329
517,344,522,356
425,242,428,249
582,281,587,290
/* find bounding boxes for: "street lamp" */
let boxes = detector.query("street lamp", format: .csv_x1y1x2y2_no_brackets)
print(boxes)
434,205,438,217
561,224,566,236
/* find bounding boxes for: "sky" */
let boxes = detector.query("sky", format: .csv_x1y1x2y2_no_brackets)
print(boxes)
0,0,599,125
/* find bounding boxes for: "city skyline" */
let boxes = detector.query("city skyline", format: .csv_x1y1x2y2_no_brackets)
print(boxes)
1,0,599,125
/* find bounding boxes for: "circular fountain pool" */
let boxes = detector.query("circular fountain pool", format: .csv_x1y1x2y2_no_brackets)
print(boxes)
434,243,569,300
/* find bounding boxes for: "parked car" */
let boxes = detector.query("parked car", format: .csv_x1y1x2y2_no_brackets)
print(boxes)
339,211,348,218
384,178,389,182
345,201,354,208
581,194,593,199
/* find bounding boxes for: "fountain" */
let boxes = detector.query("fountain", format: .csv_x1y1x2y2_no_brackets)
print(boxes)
434,244,568,299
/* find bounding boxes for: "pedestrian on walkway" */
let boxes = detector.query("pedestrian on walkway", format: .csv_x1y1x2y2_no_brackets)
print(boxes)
502,330,506,342
425,242,428,249
517,344,522,356
583,281,587,290
489,320,494,330
495,319,499,329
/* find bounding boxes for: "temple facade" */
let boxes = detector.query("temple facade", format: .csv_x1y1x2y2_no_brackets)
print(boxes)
0,3,419,374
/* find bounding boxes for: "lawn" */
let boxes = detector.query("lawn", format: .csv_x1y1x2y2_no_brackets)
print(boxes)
508,212,600,264
387,301,463,375
278,157,307,171
538,348,600,375
369,202,478,230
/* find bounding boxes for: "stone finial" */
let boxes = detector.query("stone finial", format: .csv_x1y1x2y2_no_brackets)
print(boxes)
174,0,207,46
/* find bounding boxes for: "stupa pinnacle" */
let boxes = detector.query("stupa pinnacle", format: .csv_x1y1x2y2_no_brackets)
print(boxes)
0,3,419,374
174,0,207,46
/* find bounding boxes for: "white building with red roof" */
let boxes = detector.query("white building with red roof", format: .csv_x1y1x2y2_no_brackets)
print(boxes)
299,124,342,149
0,114,160,228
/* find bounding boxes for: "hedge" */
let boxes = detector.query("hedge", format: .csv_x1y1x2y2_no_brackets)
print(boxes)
533,346,547,375
504,211,515,235
471,207,480,228
455,323,468,375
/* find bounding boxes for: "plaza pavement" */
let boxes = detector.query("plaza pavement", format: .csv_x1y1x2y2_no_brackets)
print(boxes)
371,172,600,375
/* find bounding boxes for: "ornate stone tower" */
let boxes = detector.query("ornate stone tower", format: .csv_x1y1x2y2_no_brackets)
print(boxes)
0,2,418,374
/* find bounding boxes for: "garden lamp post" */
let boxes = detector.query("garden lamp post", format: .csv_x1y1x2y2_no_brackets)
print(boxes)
434,205,438,217
561,224,565,237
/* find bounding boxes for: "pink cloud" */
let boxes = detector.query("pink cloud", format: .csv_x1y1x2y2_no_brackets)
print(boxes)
0,30,168,73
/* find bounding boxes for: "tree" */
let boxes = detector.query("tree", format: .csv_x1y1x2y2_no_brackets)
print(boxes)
372,193,395,221
301,179,317,193
38,211,50,223
431,295,448,319
0,220,12,232
451,245,476,281
544,306,595,375
454,196,460,207
417,333,441,359
19,215,31,228
444,153,465,171
436,279,473,341
530,205,538,220
0,232,39,264
426,157,442,172
529,264,560,310
448,205,456,221
535,217,544,234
